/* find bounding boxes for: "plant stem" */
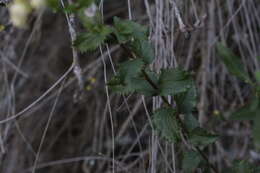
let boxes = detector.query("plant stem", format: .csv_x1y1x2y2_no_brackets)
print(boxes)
142,69,218,173
119,42,218,173
61,0,84,90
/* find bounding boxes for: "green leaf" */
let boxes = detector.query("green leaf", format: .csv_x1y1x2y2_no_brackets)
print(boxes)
117,59,144,81
129,77,154,95
175,83,197,114
74,25,112,52
230,97,259,120
144,69,159,84
130,71,158,96
107,76,127,94
64,0,94,12
112,17,154,64
216,43,250,81
108,59,144,94
130,39,155,64
184,113,199,131
113,17,149,43
108,59,157,96
74,32,105,52
158,68,193,96
182,151,202,173
189,127,218,148
78,11,103,31
47,0,63,12
153,108,181,143
108,76,156,96
47,0,94,13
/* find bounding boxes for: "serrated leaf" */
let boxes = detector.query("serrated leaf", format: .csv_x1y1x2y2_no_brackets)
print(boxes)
108,60,158,96
182,151,202,173
113,17,149,43
78,11,103,31
184,114,199,131
158,68,193,96
129,77,156,96
64,0,94,13
108,77,156,96
47,0,62,12
189,127,218,148
74,25,112,52
130,39,155,64
112,17,154,64
107,76,129,94
133,70,159,95
217,43,250,81
109,74,156,96
108,59,144,94
175,83,197,114
47,0,94,13
144,69,159,83
117,59,144,80
153,108,180,143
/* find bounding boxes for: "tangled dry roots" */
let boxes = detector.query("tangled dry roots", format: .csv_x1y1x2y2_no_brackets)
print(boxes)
0,0,259,172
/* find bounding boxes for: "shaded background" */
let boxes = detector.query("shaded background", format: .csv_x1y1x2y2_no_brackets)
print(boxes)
0,0,259,172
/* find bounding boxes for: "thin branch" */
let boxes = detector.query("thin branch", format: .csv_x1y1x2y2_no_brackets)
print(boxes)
0,64,74,124
100,46,115,173
32,80,65,173
60,0,84,90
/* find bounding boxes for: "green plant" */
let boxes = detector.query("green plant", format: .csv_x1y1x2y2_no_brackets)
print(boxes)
70,3,220,172
11,0,258,172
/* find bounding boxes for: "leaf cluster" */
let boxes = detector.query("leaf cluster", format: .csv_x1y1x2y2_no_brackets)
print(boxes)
39,1,260,172
50,2,220,171
72,11,219,171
